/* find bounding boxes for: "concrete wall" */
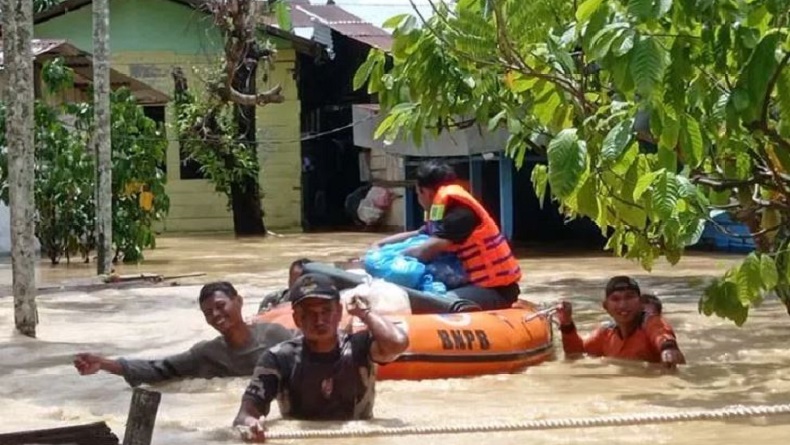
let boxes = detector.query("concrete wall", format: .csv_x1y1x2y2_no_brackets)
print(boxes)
33,0,302,232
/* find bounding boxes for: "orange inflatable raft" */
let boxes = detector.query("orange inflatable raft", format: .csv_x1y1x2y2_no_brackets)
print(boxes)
253,301,554,380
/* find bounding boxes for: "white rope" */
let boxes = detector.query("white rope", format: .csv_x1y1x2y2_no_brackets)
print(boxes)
265,403,790,440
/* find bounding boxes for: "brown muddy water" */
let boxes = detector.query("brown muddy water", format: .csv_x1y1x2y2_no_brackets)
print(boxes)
1,233,789,444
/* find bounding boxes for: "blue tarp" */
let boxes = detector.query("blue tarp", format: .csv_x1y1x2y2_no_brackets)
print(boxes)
698,210,755,253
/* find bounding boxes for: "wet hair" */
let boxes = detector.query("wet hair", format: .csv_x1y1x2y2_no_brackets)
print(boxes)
415,160,458,190
198,281,239,305
289,258,313,272
641,293,663,315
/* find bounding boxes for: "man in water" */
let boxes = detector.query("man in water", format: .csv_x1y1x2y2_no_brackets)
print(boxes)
555,276,685,367
372,159,522,310
233,273,409,441
73,282,293,386
258,258,313,313
641,292,663,315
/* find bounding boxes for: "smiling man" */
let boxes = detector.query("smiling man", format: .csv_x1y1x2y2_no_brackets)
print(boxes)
73,282,293,386
233,273,409,442
555,276,685,368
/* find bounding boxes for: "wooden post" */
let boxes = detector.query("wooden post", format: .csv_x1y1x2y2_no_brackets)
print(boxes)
2,0,38,337
469,157,483,199
122,388,161,445
93,0,112,274
498,155,514,240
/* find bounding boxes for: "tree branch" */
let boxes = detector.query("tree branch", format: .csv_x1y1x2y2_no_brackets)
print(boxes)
691,175,760,191
216,84,285,106
761,52,790,126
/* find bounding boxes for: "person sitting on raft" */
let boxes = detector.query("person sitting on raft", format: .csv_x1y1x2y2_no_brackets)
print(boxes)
233,273,409,442
258,258,313,313
371,159,522,311
73,282,293,387
555,276,685,368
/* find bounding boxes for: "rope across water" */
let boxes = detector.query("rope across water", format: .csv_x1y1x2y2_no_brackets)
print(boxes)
264,403,790,440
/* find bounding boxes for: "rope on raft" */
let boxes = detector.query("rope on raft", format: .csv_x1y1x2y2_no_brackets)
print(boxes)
264,403,790,440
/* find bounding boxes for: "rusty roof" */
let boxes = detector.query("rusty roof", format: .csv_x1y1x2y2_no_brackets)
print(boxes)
263,3,392,51
0,39,171,105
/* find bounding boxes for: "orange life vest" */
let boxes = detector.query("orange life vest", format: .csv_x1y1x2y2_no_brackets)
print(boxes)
426,184,521,287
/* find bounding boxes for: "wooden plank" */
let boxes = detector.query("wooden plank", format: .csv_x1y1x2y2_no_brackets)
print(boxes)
0,422,118,445
122,388,161,445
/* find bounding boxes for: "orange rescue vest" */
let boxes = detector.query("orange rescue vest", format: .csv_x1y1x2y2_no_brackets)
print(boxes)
426,184,521,288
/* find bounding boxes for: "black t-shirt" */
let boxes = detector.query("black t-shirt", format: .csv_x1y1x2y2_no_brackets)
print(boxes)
425,200,520,296
243,331,376,420
428,203,481,243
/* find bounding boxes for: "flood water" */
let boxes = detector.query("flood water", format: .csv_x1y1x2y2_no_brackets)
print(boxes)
1,233,789,444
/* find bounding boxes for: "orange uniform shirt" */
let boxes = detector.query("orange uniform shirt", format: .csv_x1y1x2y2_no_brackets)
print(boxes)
561,313,679,363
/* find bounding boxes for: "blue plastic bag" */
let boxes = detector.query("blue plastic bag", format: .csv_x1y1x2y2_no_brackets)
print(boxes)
363,237,427,289
426,253,469,289
363,235,467,292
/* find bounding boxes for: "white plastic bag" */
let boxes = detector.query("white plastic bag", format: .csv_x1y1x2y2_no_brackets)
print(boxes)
340,279,412,315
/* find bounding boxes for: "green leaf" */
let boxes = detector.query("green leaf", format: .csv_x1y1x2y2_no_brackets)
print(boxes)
630,37,666,97
657,0,673,17
633,169,664,201
653,171,679,218
680,218,706,246
701,278,748,326
589,24,628,60
576,175,600,218
531,164,549,208
777,68,790,139
382,13,409,29
761,254,779,290
274,0,292,31
600,118,634,164
736,253,764,304
353,51,378,91
627,0,655,20
736,31,782,123
576,0,606,24
488,110,507,131
679,115,703,168
547,129,588,199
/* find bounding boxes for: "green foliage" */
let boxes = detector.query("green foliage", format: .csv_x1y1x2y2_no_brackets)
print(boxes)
0,59,168,264
357,0,790,324
172,67,259,204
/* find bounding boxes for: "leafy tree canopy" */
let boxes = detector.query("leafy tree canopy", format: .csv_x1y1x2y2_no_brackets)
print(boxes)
356,0,790,325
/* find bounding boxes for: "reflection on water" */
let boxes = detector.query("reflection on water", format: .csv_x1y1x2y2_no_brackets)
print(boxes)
1,234,789,444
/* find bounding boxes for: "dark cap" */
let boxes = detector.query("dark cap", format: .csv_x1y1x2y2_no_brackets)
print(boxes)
289,273,340,306
605,276,641,297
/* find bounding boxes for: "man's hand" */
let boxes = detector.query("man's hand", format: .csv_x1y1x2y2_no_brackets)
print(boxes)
234,415,266,443
74,353,104,375
660,348,686,368
346,294,372,319
555,301,574,326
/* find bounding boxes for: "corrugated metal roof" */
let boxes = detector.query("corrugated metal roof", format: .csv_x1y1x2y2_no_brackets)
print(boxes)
0,39,170,105
263,3,392,51
299,4,392,51
0,39,68,66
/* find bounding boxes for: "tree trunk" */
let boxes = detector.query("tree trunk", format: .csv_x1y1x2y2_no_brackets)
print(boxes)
231,47,266,236
93,0,112,272
3,0,38,337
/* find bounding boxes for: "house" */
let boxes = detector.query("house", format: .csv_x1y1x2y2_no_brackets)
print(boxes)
267,1,399,231
33,0,328,232
32,0,397,234
0,38,171,255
